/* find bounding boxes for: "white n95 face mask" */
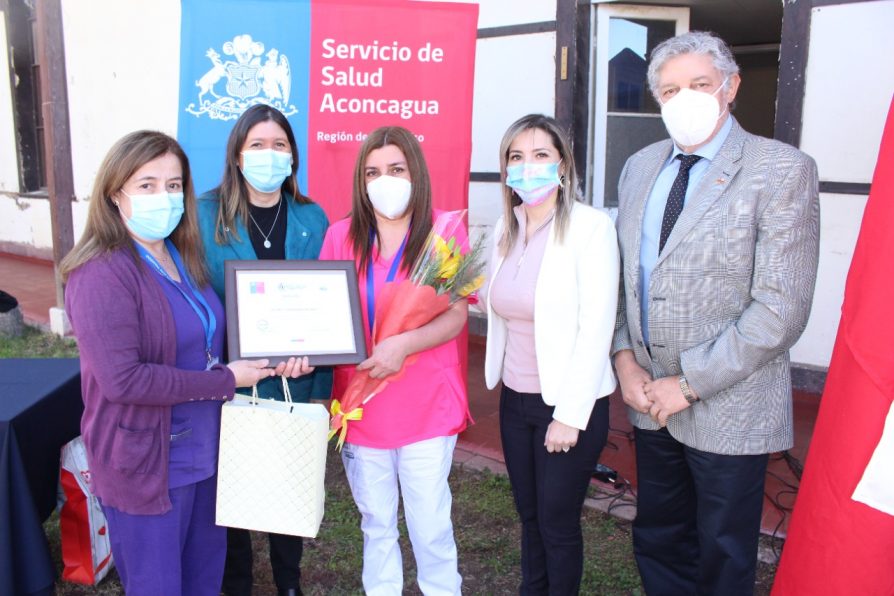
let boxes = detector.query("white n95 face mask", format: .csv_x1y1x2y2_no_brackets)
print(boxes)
367,175,412,219
660,80,728,147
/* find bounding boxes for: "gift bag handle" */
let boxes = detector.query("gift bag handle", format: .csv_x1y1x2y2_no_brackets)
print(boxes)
281,374,293,404
249,384,260,406
247,376,292,406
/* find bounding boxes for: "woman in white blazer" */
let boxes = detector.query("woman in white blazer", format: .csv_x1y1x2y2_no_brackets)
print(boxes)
484,114,619,595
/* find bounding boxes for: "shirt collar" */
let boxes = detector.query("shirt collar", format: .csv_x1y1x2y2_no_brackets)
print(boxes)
667,114,734,166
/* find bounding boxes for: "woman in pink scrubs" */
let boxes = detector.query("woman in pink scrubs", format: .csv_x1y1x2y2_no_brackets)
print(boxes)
319,125,470,596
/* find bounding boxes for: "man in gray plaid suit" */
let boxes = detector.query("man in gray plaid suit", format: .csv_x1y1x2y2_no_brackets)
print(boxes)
612,31,820,595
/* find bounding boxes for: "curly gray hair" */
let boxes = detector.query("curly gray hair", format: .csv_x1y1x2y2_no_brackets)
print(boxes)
647,31,739,100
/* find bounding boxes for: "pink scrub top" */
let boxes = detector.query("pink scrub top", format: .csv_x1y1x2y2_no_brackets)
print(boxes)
318,214,471,449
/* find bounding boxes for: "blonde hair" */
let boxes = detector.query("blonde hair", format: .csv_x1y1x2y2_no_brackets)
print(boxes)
498,114,580,255
60,130,208,286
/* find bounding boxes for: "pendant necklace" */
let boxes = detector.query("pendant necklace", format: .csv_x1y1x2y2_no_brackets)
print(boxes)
248,195,283,249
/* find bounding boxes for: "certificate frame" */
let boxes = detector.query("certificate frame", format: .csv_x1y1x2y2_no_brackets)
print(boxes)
224,260,367,366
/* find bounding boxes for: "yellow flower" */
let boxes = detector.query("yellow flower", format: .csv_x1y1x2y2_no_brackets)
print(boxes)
438,254,461,279
433,236,452,261
457,274,485,297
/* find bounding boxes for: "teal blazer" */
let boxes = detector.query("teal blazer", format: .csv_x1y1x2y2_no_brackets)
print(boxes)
197,190,333,402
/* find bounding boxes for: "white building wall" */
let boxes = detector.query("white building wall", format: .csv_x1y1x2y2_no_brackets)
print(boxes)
789,0,894,368
423,0,555,29
0,0,181,257
470,33,557,175
790,193,868,367
469,31,556,243
799,1,893,184
63,0,181,200
465,0,557,266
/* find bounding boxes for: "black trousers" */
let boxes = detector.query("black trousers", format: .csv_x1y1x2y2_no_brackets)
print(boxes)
221,527,303,595
632,427,769,596
500,385,610,596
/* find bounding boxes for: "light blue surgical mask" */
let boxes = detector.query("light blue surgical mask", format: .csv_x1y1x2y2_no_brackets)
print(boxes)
505,161,562,206
240,149,292,193
120,191,184,241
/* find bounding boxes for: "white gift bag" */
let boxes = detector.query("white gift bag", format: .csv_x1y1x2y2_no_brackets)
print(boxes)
59,436,114,585
216,377,328,537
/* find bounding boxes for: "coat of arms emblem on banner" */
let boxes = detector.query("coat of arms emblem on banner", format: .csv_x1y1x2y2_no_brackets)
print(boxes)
185,34,298,121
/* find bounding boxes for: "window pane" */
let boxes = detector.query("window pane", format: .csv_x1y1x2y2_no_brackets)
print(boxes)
601,116,668,206
607,18,676,114
9,0,44,191
602,17,678,207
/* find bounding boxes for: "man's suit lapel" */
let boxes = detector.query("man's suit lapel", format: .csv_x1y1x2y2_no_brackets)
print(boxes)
655,120,746,266
628,142,672,289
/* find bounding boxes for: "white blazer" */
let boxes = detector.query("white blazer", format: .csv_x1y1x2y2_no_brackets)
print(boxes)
484,202,620,430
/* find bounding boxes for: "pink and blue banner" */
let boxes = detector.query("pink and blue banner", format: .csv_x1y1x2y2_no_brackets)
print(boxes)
178,0,478,220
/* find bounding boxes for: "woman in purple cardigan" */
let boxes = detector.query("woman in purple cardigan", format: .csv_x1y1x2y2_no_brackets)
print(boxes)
60,131,310,595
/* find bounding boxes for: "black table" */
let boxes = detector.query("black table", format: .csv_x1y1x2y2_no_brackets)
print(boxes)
0,358,82,596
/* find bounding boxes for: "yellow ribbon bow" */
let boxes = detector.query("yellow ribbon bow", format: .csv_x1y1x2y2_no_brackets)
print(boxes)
328,399,363,451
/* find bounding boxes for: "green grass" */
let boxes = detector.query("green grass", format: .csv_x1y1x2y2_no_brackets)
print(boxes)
13,329,776,594
0,325,78,358
47,456,647,595
44,445,779,595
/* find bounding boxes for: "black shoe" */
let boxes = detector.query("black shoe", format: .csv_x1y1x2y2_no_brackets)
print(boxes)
277,589,302,596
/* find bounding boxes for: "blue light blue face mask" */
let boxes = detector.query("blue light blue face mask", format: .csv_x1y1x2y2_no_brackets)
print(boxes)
120,191,184,241
240,149,293,193
505,161,562,206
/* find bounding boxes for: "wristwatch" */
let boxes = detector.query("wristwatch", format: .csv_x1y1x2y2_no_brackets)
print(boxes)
679,375,698,405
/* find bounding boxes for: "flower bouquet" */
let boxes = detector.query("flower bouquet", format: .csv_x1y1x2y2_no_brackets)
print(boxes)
329,209,486,448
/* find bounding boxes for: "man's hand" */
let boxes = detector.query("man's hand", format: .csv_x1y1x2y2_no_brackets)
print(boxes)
643,376,691,426
614,349,653,414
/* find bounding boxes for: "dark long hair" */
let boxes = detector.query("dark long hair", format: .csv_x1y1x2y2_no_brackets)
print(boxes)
348,126,433,274
60,131,207,286
212,104,311,243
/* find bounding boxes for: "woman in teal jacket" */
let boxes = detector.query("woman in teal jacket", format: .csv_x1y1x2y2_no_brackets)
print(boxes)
196,104,330,596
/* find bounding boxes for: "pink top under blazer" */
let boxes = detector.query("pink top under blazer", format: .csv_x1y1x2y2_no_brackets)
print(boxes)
484,202,620,429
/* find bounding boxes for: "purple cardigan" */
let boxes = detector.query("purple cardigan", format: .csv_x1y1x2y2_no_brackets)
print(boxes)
65,248,236,515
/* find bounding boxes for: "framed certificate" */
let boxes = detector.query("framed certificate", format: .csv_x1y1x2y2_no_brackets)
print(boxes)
224,260,367,366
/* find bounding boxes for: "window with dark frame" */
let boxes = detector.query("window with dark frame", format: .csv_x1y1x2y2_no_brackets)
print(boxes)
6,0,47,192
601,17,677,207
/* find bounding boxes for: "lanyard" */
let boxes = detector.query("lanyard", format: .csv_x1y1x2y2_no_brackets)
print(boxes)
135,239,217,366
366,228,408,334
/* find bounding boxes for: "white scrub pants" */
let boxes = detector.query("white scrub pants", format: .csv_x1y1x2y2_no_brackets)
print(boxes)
341,434,462,596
